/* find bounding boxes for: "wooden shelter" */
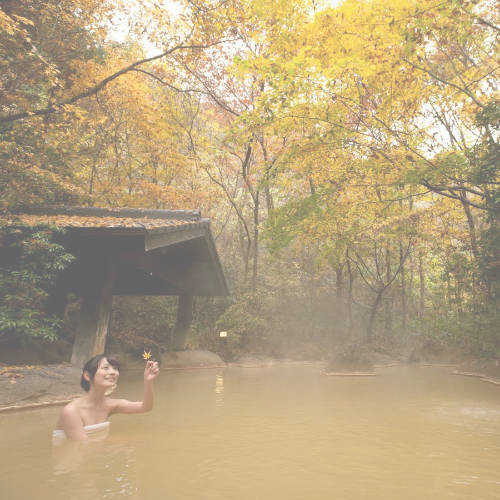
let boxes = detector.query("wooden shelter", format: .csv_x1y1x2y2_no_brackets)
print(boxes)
4,207,228,366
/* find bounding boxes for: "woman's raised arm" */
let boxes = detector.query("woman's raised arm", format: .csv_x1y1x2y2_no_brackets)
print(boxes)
111,361,159,414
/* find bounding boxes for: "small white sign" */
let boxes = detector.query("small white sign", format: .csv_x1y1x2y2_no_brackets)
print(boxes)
219,331,228,338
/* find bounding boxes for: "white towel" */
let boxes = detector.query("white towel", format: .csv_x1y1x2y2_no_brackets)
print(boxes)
52,421,110,445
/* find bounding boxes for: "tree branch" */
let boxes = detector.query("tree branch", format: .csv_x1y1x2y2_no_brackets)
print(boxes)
402,58,486,109
0,39,235,124
421,180,487,210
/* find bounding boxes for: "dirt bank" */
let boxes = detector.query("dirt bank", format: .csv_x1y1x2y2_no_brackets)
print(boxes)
0,364,81,410
0,350,226,412
453,358,500,384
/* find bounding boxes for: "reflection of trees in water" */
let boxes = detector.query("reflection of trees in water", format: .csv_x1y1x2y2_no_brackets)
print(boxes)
51,439,140,498
215,373,224,408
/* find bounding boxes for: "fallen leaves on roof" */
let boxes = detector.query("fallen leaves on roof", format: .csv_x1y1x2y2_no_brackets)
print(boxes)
0,214,199,230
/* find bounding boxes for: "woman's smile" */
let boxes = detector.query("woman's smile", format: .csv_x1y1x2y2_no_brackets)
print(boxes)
93,361,120,388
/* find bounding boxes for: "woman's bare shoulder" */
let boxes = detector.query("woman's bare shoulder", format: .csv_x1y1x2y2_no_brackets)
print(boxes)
58,397,84,420
56,398,84,430
63,396,84,410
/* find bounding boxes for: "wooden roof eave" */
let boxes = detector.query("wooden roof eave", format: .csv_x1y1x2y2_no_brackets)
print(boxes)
2,206,230,297
200,219,229,296
144,221,208,251
145,219,229,296
65,221,205,245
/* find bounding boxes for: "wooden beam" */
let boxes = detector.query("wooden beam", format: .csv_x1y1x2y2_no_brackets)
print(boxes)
171,295,194,350
71,257,115,367
145,226,205,251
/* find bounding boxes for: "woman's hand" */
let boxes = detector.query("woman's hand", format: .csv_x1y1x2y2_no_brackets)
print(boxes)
110,360,159,414
144,360,160,383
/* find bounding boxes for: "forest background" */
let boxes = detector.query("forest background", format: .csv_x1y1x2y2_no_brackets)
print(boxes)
0,0,498,366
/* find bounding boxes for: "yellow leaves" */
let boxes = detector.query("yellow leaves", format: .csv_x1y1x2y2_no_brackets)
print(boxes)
11,14,34,27
59,104,88,121
306,0,438,81
0,366,24,384
0,9,19,35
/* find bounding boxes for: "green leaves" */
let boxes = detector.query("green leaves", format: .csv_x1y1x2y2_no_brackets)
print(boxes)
0,224,75,342
263,192,322,253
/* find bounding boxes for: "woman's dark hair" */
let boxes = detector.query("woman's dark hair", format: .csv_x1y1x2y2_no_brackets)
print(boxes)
80,354,120,392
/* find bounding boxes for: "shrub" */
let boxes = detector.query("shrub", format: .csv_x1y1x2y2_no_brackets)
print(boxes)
326,342,374,372
416,306,499,358
0,224,75,342
214,293,270,360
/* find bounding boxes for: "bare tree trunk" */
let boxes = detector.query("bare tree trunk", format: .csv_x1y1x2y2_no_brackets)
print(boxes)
367,288,384,342
353,239,413,341
251,193,260,290
418,253,425,318
460,191,480,261
264,185,274,215
399,240,407,331
334,260,345,338
408,252,415,317
309,177,316,195
384,247,393,335
346,249,354,334
456,278,463,314
257,135,275,217
335,263,344,300
89,161,96,196
446,272,452,312
238,220,250,280
459,191,483,304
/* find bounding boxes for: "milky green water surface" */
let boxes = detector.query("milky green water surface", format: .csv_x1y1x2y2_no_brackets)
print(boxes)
0,365,499,499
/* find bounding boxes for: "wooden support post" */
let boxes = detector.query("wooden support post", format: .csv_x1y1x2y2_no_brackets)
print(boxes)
171,294,194,351
71,257,115,367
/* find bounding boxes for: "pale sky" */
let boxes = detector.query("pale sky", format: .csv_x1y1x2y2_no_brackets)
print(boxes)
107,0,344,56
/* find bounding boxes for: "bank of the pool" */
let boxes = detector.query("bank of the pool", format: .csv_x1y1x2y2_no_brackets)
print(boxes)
1,352,498,413
0,350,227,412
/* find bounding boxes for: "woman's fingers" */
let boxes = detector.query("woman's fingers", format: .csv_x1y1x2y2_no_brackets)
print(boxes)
144,360,159,378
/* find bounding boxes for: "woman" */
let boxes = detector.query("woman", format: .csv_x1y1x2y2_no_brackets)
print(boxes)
53,354,159,442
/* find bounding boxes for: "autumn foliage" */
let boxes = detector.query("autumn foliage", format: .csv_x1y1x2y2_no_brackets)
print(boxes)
0,0,498,358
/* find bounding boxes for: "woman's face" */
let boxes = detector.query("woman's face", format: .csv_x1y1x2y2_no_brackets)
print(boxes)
91,358,119,390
